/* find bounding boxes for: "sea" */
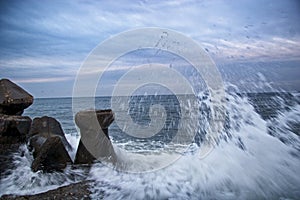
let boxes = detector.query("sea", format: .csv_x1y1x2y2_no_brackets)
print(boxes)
0,85,300,199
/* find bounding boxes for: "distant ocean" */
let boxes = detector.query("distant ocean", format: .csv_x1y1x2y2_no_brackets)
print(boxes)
1,90,300,199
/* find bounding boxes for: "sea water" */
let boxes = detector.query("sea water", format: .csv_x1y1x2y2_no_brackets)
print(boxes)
0,87,300,199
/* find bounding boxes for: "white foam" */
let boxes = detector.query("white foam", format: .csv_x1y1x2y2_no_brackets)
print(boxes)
88,92,300,199
65,133,81,161
0,145,86,196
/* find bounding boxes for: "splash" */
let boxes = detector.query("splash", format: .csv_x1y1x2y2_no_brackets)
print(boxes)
89,88,300,199
1,86,300,199
0,144,86,196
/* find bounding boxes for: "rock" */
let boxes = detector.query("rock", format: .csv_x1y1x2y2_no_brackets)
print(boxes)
0,151,13,178
31,136,72,172
0,181,94,200
75,109,114,131
74,140,98,165
28,134,47,157
74,109,117,164
27,116,73,172
0,79,33,115
0,79,32,176
0,114,32,153
0,114,31,175
28,116,72,151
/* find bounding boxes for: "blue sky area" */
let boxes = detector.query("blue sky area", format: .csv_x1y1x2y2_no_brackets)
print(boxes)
1,0,300,97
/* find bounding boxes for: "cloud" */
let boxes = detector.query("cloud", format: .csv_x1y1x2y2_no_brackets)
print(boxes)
1,56,81,69
12,77,72,83
0,0,300,96
1,0,300,62
204,36,300,62
1,56,81,83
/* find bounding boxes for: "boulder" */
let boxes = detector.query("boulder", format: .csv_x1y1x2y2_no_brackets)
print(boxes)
0,114,31,176
28,134,47,157
27,116,73,172
74,109,117,164
0,79,33,115
74,128,110,165
31,136,72,172
75,109,114,131
0,114,32,153
0,181,93,200
74,140,98,165
28,116,72,151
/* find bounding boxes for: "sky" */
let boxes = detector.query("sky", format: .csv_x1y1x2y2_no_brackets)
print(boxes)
0,0,300,97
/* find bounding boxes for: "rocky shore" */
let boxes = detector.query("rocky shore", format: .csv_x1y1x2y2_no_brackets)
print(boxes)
0,79,115,199
0,181,95,200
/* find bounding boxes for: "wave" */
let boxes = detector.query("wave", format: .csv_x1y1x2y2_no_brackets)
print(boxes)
1,84,300,199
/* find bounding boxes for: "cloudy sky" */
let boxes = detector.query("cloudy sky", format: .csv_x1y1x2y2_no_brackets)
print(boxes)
1,0,300,97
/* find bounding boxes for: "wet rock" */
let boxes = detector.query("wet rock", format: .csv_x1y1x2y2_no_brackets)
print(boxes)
0,181,94,200
0,114,30,175
0,155,14,179
0,114,32,153
74,128,110,165
31,136,72,172
75,140,98,165
28,116,72,151
0,79,32,176
74,109,117,164
0,79,33,115
75,109,114,131
29,134,47,157
28,116,73,172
